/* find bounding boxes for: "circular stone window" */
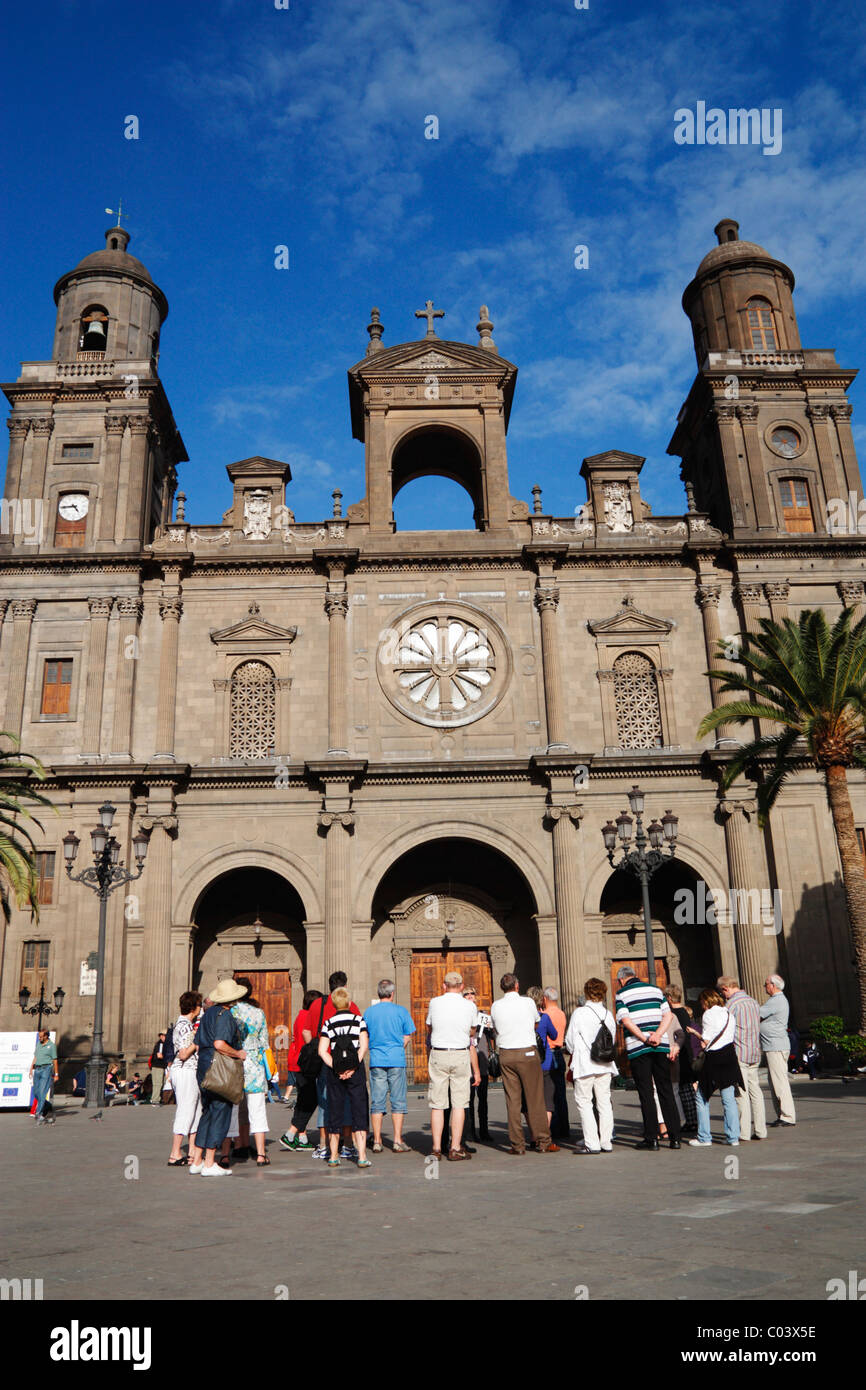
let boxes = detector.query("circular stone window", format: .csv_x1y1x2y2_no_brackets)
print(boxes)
377,602,511,728
766,423,804,459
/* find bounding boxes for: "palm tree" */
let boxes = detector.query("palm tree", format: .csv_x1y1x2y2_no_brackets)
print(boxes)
0,735,56,922
698,607,866,1035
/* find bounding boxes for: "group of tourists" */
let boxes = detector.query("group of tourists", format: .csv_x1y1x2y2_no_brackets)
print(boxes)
149,961,799,1168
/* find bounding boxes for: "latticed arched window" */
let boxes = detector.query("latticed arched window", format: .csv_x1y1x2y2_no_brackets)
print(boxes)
613,651,663,750
229,660,276,758
745,297,777,351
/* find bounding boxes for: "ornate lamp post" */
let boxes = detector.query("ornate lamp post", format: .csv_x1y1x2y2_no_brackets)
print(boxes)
62,804,150,1107
19,981,65,1033
601,786,679,983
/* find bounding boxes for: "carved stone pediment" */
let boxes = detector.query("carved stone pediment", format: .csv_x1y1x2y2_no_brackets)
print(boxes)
587,596,673,637
210,615,298,645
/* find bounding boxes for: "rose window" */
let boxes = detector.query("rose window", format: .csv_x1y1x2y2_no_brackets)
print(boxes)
379,606,509,728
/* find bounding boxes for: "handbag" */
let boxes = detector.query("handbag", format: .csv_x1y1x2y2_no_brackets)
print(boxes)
201,1009,245,1104
691,1021,728,1075
487,1050,501,1080
298,996,327,1080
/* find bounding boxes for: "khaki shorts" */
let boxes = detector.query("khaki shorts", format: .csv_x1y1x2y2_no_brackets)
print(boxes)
427,1049,471,1110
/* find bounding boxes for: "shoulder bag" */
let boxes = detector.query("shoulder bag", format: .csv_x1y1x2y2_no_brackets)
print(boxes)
298,996,328,1080
691,1020,729,1075
201,1009,244,1104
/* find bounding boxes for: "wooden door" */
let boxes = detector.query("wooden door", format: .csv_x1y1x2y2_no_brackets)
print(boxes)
609,957,669,1078
409,948,492,1082
233,970,292,1085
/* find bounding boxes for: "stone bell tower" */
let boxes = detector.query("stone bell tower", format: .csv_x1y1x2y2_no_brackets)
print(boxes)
667,219,861,538
1,222,186,555
345,301,527,535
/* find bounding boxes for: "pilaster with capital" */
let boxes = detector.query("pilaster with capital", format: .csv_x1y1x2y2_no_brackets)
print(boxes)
718,796,773,996
837,581,865,625
3,598,37,738
25,417,54,500
111,597,143,758
124,418,154,542
325,588,350,755
81,596,115,758
99,414,127,541
807,402,847,508
696,582,732,738
543,801,585,1011
318,808,355,979
153,591,183,761
829,401,861,497
711,404,751,529
4,418,30,501
138,813,178,1044
736,404,774,531
534,583,570,749
763,580,790,623
733,583,764,637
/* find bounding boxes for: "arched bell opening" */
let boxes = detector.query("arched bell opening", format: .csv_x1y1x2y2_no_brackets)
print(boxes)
391,426,485,531
79,304,109,353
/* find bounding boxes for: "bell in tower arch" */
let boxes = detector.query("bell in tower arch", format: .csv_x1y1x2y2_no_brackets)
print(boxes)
80,308,108,351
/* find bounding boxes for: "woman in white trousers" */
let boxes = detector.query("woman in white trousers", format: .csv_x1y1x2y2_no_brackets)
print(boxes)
564,978,619,1153
168,992,203,1166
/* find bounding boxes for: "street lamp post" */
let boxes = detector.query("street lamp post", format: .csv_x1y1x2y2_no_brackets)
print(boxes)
19,981,65,1034
601,786,679,984
63,804,150,1108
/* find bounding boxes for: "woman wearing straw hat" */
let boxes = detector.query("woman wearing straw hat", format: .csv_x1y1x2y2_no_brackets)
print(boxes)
189,979,248,1177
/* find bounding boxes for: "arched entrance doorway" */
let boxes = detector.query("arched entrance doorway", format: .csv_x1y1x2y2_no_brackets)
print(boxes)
599,858,718,1062
370,838,541,1080
192,867,307,1084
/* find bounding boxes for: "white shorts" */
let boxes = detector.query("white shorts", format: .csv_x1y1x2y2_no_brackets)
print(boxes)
171,1064,202,1137
246,1090,269,1135
227,1103,239,1139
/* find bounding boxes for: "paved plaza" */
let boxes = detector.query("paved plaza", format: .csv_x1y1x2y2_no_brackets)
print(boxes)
1,1073,862,1302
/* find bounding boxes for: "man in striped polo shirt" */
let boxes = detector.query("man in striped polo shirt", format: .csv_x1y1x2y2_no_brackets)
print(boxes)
614,966,681,1151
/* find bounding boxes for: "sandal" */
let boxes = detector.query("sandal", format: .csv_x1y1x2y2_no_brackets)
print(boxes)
392,1141,411,1153
327,1157,341,1167
256,1155,270,1166
167,1157,188,1166
357,1158,372,1168
217,1156,232,1169
371,1142,383,1153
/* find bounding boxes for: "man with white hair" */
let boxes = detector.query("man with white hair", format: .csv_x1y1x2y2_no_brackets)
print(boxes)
426,971,480,1161
718,975,766,1140
760,974,796,1126
543,986,570,1139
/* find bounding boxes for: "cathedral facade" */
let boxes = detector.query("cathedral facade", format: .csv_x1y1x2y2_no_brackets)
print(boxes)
1,218,863,1079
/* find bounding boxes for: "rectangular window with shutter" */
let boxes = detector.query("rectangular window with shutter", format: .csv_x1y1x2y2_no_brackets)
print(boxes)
36,851,56,905
20,940,50,999
779,478,815,533
41,659,73,717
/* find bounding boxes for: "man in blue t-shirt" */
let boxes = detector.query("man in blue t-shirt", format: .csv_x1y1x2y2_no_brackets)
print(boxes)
362,980,416,1152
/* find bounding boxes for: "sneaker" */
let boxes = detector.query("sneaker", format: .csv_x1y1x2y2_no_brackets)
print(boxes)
35,1116,46,1125
312,1146,329,1160
188,1163,203,1175
340,1145,357,1160
279,1132,298,1151
688,1138,713,1146
201,1164,231,1176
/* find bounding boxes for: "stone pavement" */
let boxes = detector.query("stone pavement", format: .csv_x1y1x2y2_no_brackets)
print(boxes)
0,1074,862,1302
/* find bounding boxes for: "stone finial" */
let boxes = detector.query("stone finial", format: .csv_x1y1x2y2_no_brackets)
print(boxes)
531,484,543,516
332,489,343,519
714,218,740,245
684,480,697,514
477,304,496,351
175,491,186,522
366,307,384,355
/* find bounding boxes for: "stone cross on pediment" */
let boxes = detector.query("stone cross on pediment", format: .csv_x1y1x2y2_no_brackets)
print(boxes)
415,299,445,337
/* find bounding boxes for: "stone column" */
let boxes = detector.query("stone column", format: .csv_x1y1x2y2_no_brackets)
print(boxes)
138,814,177,1046
838,581,865,626
733,583,764,638
737,405,774,531
3,598,37,738
763,581,790,623
153,593,182,761
4,418,30,501
391,945,413,1016
325,589,349,755
110,596,142,759
99,414,127,541
26,418,54,501
696,583,732,740
545,802,585,1013
124,419,152,542
712,405,751,529
535,583,569,750
719,797,769,1000
830,401,861,498
81,596,114,758
319,811,355,980
807,403,847,510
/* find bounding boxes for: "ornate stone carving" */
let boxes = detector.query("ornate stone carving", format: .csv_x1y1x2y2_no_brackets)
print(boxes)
719,798,758,820
831,402,853,420
838,581,865,606
87,595,114,618
713,404,738,422
229,660,276,759
488,944,509,967
158,596,183,621
696,584,721,609
612,651,663,750
733,584,762,605
806,403,831,420
534,585,560,612
544,803,584,828
736,404,759,422
324,591,350,618
603,482,633,532
318,810,356,830
391,946,413,967
31,418,54,436
763,581,789,602
379,608,505,728
138,814,178,834
243,490,273,540
7,418,30,439
11,598,37,620
105,414,127,435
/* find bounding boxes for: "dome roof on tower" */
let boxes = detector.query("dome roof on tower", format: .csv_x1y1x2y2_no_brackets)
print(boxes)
692,218,793,286
53,226,166,315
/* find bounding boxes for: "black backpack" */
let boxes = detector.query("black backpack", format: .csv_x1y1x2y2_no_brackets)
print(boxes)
330,1031,360,1074
589,1006,616,1064
298,997,327,1079
162,1025,176,1069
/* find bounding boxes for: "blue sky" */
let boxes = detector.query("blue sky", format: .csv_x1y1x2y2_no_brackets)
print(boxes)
3,0,866,529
